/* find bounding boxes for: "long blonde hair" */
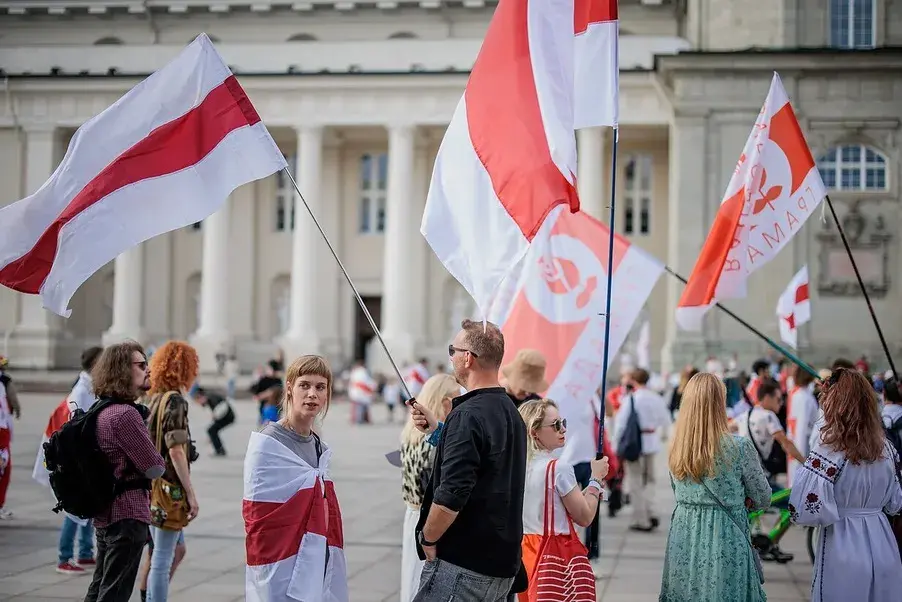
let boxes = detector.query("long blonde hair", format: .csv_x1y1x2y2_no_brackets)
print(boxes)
669,373,731,482
518,398,558,462
401,374,460,446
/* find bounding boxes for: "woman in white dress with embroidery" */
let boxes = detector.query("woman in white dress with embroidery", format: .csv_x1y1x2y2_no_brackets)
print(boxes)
790,368,902,602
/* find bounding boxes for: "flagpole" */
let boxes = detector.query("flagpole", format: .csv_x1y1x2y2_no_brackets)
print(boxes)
596,126,618,461
664,267,820,379
283,168,413,401
824,195,898,377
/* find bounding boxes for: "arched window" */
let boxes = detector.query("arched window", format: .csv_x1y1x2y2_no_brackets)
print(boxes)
287,33,317,42
816,144,889,191
829,0,875,48
94,36,124,45
388,31,418,40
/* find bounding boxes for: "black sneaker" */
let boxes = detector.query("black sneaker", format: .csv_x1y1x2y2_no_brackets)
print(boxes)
760,546,794,564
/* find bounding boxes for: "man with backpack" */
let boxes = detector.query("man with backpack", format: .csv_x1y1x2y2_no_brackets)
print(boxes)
43,341,164,602
613,368,671,532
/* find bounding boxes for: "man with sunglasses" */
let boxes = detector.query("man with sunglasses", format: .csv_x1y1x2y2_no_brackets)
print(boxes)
411,319,527,602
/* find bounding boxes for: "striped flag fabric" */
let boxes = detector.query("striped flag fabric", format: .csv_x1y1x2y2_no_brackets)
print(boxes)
777,265,811,349
31,397,72,488
675,73,826,330
574,0,619,128
243,430,347,602
0,33,286,317
421,0,580,319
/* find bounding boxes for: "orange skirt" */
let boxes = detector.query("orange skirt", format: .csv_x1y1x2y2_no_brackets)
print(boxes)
518,533,543,602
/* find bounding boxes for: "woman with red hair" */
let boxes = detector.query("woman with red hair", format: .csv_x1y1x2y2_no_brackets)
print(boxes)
790,368,902,601
144,341,200,602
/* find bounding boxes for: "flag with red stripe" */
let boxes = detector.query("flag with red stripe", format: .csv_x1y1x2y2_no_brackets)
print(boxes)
243,430,347,602
574,0,618,128
31,397,72,487
0,33,286,317
421,0,580,318
675,73,826,330
776,265,811,349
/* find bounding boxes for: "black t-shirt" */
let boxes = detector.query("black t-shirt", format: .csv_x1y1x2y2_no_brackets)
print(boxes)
508,391,541,409
250,376,281,396
417,386,527,578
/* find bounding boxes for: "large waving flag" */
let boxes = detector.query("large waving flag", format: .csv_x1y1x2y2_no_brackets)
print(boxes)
676,73,826,330
421,0,580,319
574,0,619,128
0,34,286,317
243,431,347,602
495,206,663,447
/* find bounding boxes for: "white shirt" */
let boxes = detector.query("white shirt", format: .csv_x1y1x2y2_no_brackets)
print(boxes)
788,385,818,458
612,387,671,456
404,363,430,398
68,371,97,413
382,383,401,407
882,404,902,429
560,393,601,466
739,406,783,459
522,452,580,536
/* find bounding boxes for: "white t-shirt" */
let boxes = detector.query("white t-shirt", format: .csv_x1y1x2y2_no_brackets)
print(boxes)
522,452,580,536
740,406,783,459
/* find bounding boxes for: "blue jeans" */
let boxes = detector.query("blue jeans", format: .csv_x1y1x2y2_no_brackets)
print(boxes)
147,527,182,602
58,515,94,564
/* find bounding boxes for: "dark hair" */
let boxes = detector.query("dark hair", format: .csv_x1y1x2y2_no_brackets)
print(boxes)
820,368,885,464
831,358,856,371
751,360,770,375
792,365,816,388
757,379,781,401
92,341,145,401
631,368,650,386
885,378,901,405
80,346,104,372
460,319,505,370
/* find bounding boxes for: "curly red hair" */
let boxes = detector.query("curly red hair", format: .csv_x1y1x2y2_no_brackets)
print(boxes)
149,341,199,394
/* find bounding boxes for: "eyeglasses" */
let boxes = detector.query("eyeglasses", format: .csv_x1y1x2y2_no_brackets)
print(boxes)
542,418,567,432
448,345,479,358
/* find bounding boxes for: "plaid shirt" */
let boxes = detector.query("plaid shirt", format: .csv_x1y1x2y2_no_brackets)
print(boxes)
93,400,165,528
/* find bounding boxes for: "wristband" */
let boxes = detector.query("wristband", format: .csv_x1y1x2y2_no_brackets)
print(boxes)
588,477,604,491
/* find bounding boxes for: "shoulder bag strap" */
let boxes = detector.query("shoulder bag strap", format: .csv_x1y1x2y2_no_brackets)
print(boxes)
699,479,757,553
542,459,556,537
746,409,766,462
154,392,175,452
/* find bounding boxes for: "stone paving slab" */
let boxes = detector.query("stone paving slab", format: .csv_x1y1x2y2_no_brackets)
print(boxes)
0,393,813,601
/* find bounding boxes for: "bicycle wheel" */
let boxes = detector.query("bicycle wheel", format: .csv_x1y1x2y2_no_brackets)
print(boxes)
806,526,819,563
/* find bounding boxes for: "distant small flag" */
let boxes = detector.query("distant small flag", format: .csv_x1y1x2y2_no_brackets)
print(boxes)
777,266,811,349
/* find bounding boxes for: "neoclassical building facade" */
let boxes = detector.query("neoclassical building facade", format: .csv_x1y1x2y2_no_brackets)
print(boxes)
0,0,900,375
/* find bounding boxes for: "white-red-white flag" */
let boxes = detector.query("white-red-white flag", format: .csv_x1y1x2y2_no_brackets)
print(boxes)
675,72,826,330
574,0,619,128
777,265,811,349
495,206,663,456
243,431,347,602
0,34,286,317
421,0,580,319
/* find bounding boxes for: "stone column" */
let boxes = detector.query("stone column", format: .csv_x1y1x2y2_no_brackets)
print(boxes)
577,127,606,220
661,115,709,373
102,245,146,345
371,123,417,373
190,198,232,370
9,126,61,369
280,125,324,361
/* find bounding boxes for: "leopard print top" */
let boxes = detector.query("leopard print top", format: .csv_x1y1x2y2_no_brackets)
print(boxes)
401,438,435,508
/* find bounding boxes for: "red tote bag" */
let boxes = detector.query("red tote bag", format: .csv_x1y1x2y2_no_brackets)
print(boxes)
525,459,597,602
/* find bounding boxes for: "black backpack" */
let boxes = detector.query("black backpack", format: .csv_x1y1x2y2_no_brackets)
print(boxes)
885,415,902,460
616,395,643,463
43,397,150,519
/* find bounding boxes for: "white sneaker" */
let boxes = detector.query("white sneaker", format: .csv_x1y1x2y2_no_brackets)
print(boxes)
0,508,13,519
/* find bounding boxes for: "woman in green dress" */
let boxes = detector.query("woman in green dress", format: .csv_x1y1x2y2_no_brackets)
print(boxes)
660,373,771,602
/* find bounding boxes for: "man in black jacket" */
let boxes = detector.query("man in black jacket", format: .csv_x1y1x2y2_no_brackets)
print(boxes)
412,319,526,602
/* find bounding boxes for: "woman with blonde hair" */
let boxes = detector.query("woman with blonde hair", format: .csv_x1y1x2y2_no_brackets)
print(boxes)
517,398,608,602
660,373,770,602
399,373,460,602
790,368,902,601
243,355,348,601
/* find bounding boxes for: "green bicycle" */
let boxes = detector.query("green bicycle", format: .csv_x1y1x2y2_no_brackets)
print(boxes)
747,488,796,563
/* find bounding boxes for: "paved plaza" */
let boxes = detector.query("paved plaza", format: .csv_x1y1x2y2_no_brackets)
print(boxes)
0,393,815,601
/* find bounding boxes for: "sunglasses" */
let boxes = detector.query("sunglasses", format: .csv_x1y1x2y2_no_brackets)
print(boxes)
448,345,479,358
543,418,567,432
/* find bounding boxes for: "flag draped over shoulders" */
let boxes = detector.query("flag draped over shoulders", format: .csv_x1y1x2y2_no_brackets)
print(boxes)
243,430,347,602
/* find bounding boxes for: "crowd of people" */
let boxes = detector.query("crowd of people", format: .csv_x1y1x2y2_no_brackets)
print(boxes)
0,324,901,602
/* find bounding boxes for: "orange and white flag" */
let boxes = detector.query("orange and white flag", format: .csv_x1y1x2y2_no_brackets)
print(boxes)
676,73,826,330
574,0,618,128
777,265,811,349
495,206,663,445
